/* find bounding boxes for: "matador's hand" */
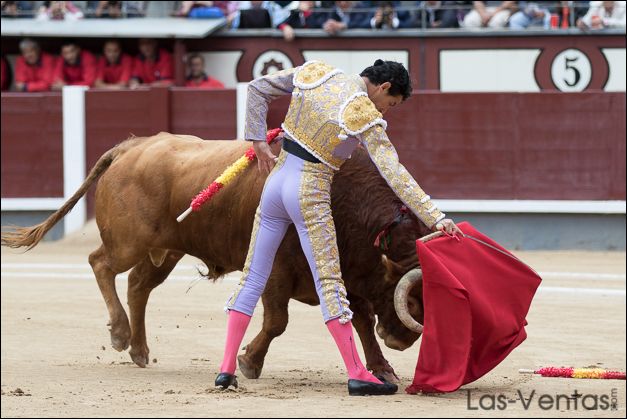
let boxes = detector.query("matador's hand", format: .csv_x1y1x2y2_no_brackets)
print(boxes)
435,218,464,236
253,141,277,175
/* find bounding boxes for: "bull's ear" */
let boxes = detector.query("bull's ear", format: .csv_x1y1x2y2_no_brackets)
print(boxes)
381,254,405,283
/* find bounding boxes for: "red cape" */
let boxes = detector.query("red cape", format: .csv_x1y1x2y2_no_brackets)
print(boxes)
406,222,542,394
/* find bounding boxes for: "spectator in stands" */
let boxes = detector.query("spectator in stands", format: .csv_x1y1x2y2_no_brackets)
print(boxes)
461,1,518,28
393,1,463,29
36,1,84,20
52,40,97,89
509,2,550,29
277,1,317,41
120,1,146,17
121,0,146,16
229,1,288,29
402,1,462,28
15,38,57,92
1,1,18,17
94,39,133,89
175,1,238,18
369,1,402,29
93,1,123,18
1,54,11,91
578,1,625,29
129,38,174,88
185,54,225,88
85,1,146,17
319,1,373,35
1,1,35,18
270,1,299,26
548,1,589,28
359,1,416,29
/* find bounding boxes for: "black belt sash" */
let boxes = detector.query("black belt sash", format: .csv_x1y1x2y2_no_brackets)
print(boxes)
282,139,321,164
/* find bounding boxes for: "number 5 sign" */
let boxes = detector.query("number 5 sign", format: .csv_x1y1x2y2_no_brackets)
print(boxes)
534,45,610,91
550,49,592,91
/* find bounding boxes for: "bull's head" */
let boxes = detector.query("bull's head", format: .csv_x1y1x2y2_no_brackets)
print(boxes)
373,255,424,350
371,212,429,351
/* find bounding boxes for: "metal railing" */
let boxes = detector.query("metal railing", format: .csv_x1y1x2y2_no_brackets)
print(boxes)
0,1,595,29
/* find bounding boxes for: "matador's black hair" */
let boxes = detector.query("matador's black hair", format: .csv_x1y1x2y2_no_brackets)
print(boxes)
360,59,412,100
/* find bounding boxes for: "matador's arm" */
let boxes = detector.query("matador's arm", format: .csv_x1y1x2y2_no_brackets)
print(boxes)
360,124,445,230
340,94,445,229
244,67,297,141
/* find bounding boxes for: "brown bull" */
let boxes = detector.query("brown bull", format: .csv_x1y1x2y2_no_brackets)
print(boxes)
2,132,429,382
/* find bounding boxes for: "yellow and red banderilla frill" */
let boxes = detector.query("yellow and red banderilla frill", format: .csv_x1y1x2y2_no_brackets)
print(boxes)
519,367,625,380
176,128,283,222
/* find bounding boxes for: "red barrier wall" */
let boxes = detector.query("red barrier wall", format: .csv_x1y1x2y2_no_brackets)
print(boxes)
85,88,237,174
2,90,625,211
385,92,626,200
1,92,63,198
83,88,237,214
85,87,170,164
170,88,236,139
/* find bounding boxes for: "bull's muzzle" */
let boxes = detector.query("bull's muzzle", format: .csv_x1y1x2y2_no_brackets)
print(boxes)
393,268,423,334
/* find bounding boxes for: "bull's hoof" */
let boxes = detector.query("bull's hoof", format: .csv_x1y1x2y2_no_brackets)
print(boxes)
129,348,150,368
373,370,400,384
110,334,131,352
237,354,263,379
108,321,131,352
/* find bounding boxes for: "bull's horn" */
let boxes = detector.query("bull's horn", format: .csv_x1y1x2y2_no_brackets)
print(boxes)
393,269,424,334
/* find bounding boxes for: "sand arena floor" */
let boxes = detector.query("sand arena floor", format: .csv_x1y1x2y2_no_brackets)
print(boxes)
1,221,625,417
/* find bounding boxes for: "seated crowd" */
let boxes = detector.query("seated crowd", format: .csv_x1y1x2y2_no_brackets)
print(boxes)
2,1,624,33
1,1,147,19
171,1,623,36
0,37,225,91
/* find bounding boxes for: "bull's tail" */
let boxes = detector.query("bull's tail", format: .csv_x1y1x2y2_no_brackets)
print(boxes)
2,145,122,250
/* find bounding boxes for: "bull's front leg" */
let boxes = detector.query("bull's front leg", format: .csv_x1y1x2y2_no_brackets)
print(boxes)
349,293,400,384
237,282,290,379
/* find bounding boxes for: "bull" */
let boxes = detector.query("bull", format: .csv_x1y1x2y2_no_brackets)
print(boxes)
2,132,429,383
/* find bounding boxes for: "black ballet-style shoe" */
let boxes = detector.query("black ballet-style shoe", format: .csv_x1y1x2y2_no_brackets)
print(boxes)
347,379,398,396
215,373,238,390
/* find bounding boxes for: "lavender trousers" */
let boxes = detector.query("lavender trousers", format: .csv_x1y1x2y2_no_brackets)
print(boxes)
225,148,353,323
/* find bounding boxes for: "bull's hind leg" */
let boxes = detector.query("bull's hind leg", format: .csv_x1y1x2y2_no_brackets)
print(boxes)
237,281,290,379
89,245,132,352
127,250,185,367
349,293,400,384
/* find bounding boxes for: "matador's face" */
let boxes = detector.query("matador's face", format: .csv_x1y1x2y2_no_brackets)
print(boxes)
367,82,404,115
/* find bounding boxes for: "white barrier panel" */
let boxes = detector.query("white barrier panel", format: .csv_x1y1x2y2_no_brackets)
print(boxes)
236,82,248,140
62,85,87,236
1,198,66,211
440,49,542,92
603,48,627,92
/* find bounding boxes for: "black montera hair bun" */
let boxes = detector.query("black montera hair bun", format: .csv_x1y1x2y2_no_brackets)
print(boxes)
374,59,385,66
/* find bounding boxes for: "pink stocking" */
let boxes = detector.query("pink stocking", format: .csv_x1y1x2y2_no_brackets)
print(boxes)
326,318,382,384
219,310,252,374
